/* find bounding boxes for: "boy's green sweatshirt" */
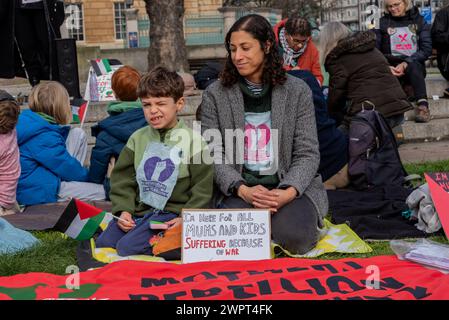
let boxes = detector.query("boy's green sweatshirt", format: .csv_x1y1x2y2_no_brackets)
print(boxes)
110,119,214,217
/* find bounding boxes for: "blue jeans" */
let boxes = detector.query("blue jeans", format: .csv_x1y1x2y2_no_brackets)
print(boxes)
95,210,177,256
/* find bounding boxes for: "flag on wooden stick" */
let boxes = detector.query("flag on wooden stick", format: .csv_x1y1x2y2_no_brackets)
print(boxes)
53,199,112,241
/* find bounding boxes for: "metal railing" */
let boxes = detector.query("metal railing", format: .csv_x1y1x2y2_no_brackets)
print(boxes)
136,15,224,48
135,13,280,48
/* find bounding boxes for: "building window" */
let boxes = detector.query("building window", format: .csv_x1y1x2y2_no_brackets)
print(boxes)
114,2,131,40
65,3,84,41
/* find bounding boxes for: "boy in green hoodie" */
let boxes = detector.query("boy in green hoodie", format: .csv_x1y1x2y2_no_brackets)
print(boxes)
96,66,214,257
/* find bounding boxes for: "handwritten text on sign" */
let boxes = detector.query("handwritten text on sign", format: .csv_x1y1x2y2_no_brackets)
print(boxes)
181,210,271,264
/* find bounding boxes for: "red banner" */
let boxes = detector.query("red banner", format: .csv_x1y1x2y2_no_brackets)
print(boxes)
1,256,448,300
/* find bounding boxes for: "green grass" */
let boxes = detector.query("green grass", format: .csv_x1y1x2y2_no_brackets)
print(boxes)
1,160,448,276
0,232,78,276
404,159,449,178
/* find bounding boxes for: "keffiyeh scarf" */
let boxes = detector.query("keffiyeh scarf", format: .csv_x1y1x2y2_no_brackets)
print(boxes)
279,27,308,68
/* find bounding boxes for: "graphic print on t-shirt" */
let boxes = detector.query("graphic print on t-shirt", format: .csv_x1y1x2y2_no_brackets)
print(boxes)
244,111,274,172
389,25,418,57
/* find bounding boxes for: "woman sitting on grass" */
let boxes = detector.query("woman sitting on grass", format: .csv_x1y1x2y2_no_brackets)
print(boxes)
200,14,328,255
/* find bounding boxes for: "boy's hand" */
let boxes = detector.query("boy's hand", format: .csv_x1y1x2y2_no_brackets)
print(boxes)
117,211,136,232
166,217,182,230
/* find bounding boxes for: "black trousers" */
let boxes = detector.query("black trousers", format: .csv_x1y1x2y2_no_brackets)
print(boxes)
219,195,320,255
14,7,59,82
397,61,428,101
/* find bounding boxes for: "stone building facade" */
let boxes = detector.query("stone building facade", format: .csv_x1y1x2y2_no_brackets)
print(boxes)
63,0,224,48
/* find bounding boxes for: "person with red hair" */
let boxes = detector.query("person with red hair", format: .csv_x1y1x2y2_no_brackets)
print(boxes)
111,65,141,101
88,65,148,196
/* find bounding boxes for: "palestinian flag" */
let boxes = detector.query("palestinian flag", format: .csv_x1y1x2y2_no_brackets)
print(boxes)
53,199,112,241
71,101,88,124
90,59,112,76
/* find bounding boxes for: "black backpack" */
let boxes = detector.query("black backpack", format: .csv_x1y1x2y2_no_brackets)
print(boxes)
194,61,222,90
348,102,408,190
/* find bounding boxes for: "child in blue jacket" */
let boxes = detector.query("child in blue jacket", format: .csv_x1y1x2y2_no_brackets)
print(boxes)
16,81,105,206
88,66,147,186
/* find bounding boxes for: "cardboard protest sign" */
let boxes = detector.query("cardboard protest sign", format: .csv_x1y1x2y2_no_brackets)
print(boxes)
425,173,449,238
181,209,271,264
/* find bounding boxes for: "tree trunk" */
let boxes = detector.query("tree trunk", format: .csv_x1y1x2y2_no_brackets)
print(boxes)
144,0,189,72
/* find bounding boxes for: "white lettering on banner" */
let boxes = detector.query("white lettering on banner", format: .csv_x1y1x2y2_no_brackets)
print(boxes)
181,209,271,264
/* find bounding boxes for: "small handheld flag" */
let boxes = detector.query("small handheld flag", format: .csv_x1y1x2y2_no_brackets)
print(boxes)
53,199,113,241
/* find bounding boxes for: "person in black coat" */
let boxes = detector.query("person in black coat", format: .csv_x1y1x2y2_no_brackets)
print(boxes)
374,0,432,123
0,0,65,86
431,4,449,97
288,70,349,190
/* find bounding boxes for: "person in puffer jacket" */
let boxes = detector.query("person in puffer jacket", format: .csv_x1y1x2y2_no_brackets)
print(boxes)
320,22,412,132
374,0,433,123
88,66,147,193
16,82,105,206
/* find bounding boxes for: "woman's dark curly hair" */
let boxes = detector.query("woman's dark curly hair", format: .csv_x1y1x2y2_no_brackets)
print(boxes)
220,14,286,87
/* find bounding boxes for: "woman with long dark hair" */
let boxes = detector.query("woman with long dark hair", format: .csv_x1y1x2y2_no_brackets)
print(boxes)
200,14,328,255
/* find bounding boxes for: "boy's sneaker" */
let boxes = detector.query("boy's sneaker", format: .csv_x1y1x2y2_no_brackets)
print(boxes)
414,99,431,123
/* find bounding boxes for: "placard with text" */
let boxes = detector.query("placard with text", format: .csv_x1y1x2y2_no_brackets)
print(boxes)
425,172,449,238
181,209,271,264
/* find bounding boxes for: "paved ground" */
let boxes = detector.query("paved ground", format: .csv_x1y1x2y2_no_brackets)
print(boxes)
399,140,449,164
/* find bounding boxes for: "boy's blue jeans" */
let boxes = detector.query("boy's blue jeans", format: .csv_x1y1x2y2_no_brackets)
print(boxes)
95,210,177,256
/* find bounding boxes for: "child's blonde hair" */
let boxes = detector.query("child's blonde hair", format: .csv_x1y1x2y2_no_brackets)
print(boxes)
29,82,72,125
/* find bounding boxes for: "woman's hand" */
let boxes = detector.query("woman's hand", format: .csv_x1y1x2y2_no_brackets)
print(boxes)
166,217,182,230
239,185,298,214
396,62,408,74
270,187,298,211
238,185,277,212
117,211,136,232
390,66,403,77
390,63,407,77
